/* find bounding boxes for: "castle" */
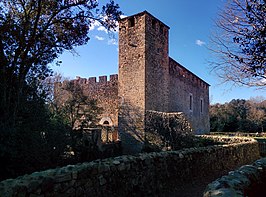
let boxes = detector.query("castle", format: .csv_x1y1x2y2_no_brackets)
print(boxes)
56,11,210,154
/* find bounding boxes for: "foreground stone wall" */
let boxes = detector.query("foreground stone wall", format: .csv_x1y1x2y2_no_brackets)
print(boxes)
204,157,266,197
0,136,259,197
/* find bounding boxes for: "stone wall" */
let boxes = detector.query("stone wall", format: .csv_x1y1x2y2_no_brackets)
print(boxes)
0,136,259,197
118,12,147,154
144,12,170,112
55,74,118,126
169,58,210,134
144,110,192,151
54,11,210,154
204,157,266,197
117,11,210,154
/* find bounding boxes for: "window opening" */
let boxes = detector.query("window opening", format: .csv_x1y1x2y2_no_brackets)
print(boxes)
129,17,135,27
189,94,193,111
152,19,156,29
200,98,203,114
160,24,164,33
103,120,110,125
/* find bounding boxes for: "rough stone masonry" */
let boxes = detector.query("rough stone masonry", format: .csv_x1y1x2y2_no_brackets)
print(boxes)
55,11,210,154
0,136,259,197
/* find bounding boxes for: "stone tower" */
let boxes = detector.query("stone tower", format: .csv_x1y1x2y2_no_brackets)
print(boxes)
118,11,170,154
56,11,210,154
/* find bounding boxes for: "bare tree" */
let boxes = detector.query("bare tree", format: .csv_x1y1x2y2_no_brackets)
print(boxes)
54,80,102,130
209,0,266,87
247,97,266,132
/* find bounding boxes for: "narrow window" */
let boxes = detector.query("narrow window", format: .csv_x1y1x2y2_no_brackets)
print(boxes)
189,94,193,111
160,24,163,33
152,19,156,29
200,98,203,114
128,17,135,27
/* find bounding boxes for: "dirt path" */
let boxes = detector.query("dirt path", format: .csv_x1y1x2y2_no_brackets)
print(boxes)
163,170,230,197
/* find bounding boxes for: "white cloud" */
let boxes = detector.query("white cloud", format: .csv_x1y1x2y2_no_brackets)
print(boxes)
195,39,206,46
95,35,105,41
90,15,127,34
97,26,108,33
108,38,118,45
260,77,266,85
90,20,101,30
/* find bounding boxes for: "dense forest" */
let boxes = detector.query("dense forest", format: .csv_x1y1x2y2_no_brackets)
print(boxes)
210,98,266,133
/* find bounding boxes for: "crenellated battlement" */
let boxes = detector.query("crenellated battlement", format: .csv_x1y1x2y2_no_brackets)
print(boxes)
169,57,209,90
73,74,118,85
55,74,118,99
55,73,119,128
55,11,210,155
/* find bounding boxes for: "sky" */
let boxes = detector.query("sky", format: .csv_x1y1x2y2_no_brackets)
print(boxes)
52,0,265,104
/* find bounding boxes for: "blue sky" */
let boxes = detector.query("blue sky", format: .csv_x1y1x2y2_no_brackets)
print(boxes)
52,0,265,104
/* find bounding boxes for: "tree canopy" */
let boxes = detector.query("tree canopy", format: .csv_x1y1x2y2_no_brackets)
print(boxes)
210,98,266,133
210,0,266,87
0,0,122,181
53,79,102,129
0,0,122,127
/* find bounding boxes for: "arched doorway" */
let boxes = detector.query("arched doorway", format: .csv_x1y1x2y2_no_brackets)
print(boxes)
99,117,113,126
98,117,118,142
103,120,110,125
